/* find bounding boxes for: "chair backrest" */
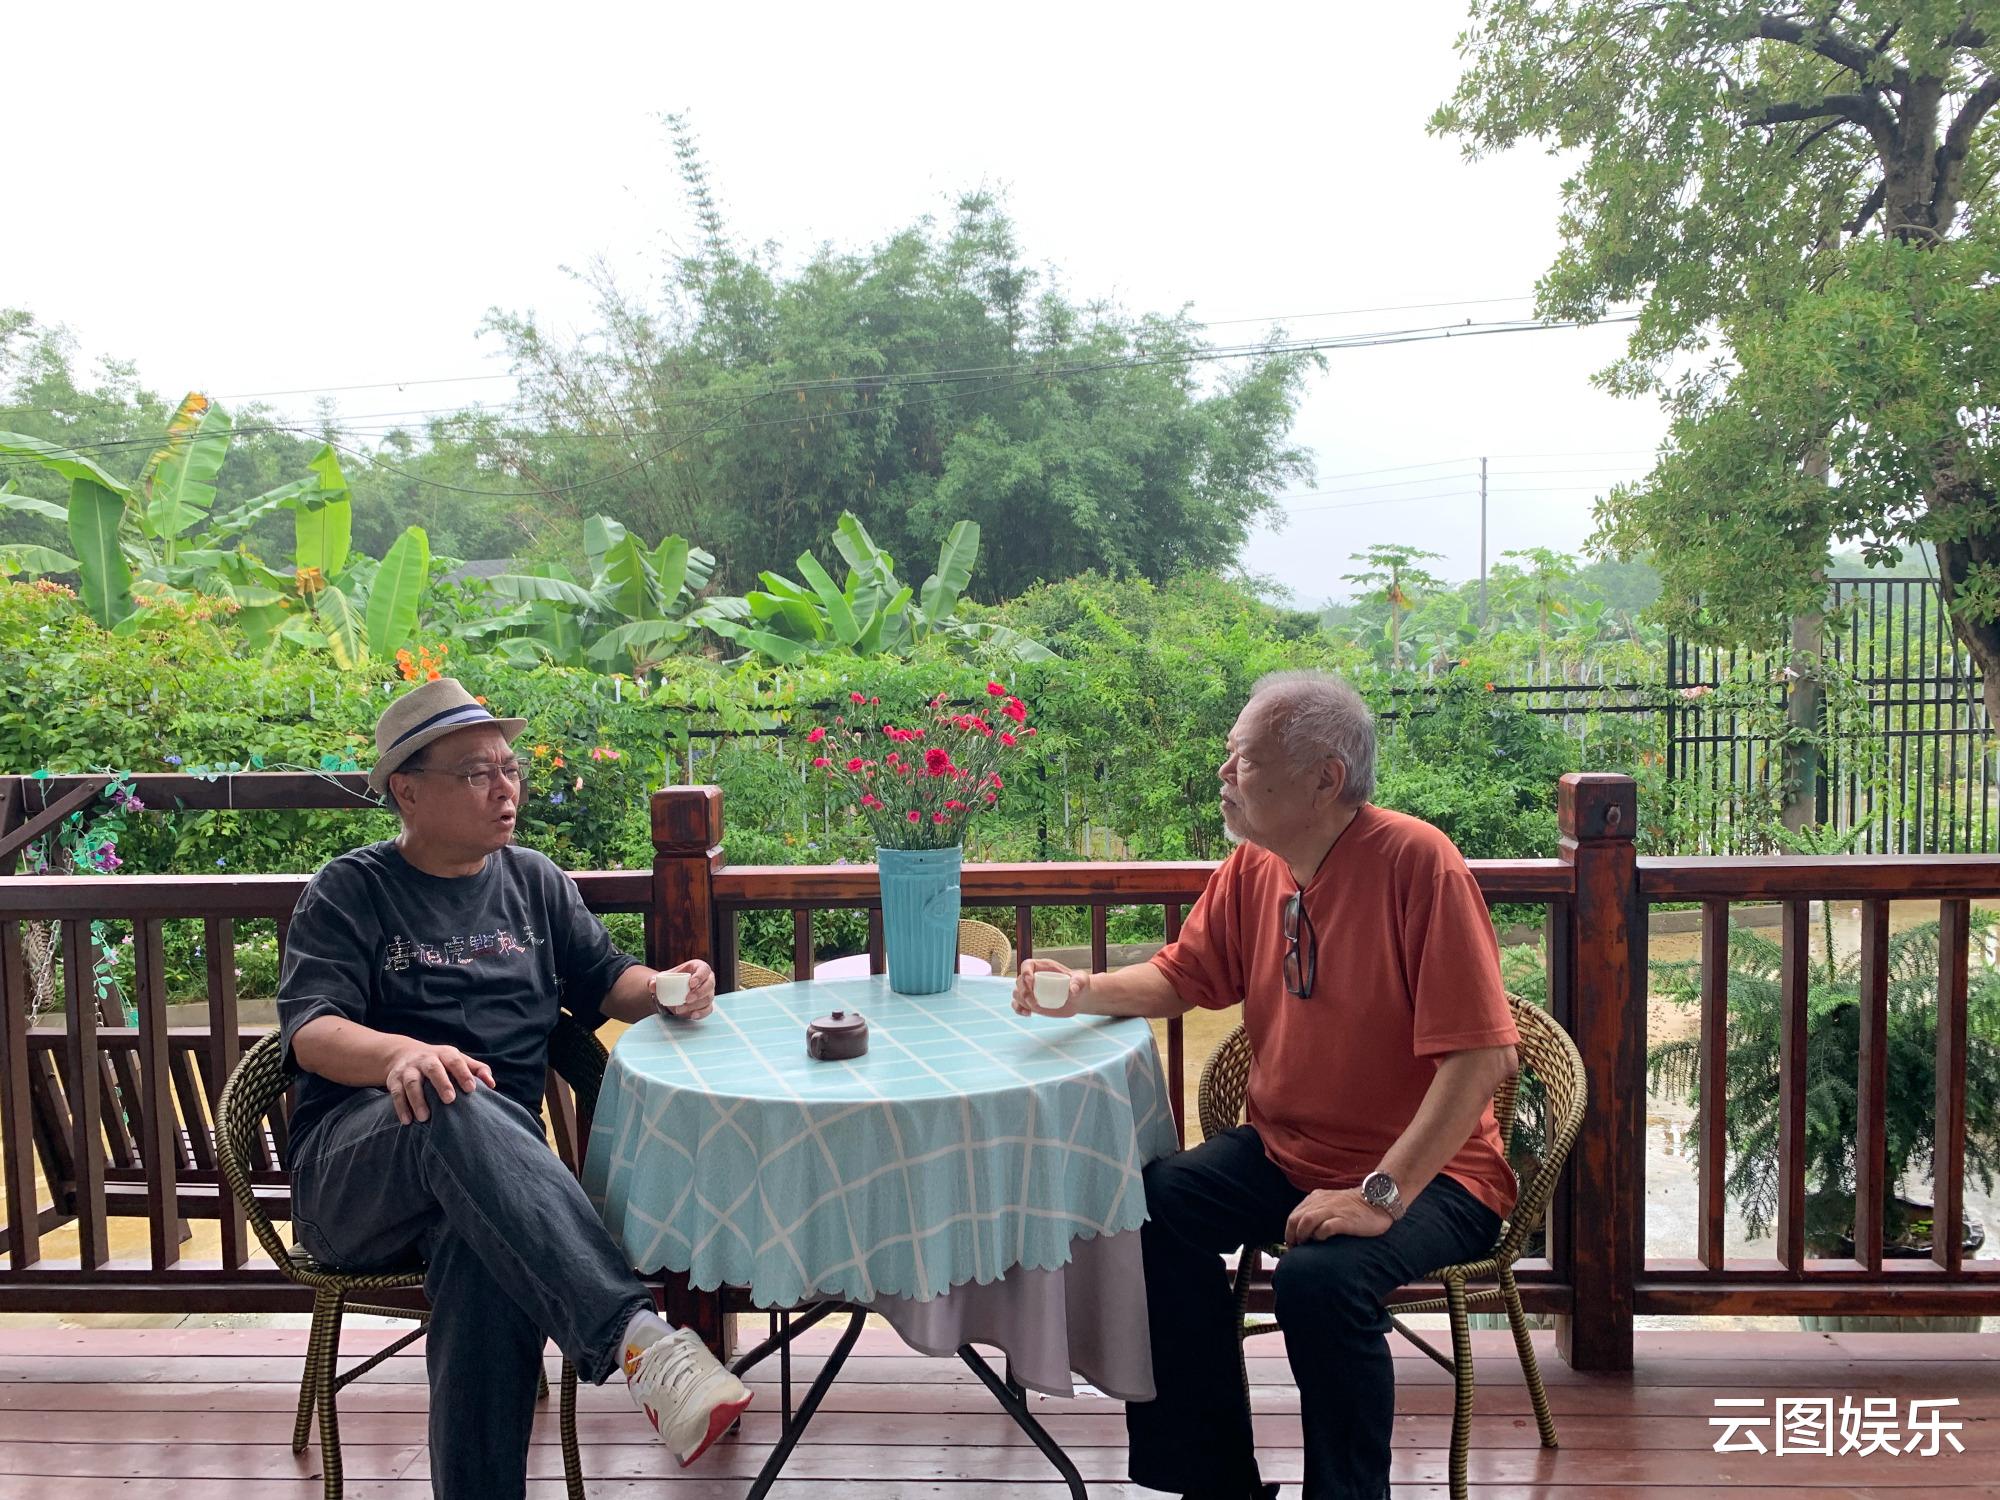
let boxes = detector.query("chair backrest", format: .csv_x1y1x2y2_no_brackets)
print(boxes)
957,917,1014,975
1191,996,1588,1257
735,961,792,989
215,1031,302,1270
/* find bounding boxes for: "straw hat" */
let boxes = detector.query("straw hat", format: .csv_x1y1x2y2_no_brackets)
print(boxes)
369,678,528,795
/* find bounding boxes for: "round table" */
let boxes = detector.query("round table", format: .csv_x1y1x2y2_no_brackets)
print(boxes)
582,975,1178,1398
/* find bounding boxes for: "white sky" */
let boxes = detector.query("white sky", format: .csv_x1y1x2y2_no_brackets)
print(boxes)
4,1,1669,606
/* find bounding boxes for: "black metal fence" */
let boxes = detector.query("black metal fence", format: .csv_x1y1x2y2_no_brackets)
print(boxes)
1667,576,1996,854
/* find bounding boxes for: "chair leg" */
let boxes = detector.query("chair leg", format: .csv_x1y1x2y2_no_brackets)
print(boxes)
1444,1279,1473,1500
560,1359,584,1500
1500,1265,1558,1449
1230,1247,1257,1397
312,1290,347,1500
292,1289,331,1454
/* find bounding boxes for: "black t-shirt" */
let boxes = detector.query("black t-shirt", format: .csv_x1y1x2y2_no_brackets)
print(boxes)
275,840,639,1155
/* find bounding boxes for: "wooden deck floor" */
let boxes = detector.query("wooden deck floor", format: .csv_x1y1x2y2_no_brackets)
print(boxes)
0,1324,1994,1497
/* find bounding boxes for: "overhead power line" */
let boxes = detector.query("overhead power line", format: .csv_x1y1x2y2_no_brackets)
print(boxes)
0,314,1642,500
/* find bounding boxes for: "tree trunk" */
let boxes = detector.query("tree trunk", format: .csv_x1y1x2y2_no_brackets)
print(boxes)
1933,527,2000,731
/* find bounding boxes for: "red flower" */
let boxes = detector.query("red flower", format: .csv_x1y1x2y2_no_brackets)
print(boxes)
924,747,954,776
869,696,880,705
932,811,949,825
945,799,966,811
861,793,884,810
999,732,1017,747
907,809,921,823
851,691,866,703
984,791,997,803
988,774,1004,789
846,756,867,772
986,681,1006,697
807,726,827,744
1002,697,1027,723
1024,727,1037,736
812,757,832,769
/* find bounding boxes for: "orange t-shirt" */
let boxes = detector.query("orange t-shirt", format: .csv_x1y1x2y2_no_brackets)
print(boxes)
1151,804,1520,1219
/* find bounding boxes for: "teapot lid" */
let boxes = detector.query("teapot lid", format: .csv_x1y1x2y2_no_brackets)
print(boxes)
810,1009,867,1033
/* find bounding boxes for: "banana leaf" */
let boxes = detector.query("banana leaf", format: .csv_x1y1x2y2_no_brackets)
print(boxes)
0,544,79,575
795,552,860,646
137,393,230,542
584,516,628,584
601,535,659,620
0,490,71,525
294,448,352,579
486,573,601,609
0,432,131,496
365,526,431,660
651,535,691,611
67,477,135,628
917,520,980,631
316,582,367,669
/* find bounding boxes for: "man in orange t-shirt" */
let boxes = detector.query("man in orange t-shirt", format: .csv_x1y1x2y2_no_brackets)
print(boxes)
1014,670,1520,1500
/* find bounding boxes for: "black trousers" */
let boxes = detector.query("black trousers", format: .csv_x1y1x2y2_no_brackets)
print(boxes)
1126,1125,1499,1500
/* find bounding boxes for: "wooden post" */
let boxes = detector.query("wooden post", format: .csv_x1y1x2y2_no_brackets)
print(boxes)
1554,773,1641,1372
649,784,731,1356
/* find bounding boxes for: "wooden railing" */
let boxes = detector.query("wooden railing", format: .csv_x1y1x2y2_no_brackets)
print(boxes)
3,770,1998,1371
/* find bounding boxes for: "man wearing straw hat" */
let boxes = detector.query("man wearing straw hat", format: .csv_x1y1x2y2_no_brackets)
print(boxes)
276,677,751,1498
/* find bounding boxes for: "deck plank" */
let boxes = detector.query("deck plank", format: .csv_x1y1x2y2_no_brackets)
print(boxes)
0,1328,1990,1495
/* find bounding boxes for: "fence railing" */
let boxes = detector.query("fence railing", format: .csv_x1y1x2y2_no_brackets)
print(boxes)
3,771,1998,1370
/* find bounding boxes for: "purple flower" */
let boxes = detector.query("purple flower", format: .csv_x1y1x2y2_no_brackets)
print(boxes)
164,755,182,766
548,791,565,806
215,857,227,868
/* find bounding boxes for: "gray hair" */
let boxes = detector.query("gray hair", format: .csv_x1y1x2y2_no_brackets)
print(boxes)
1249,670,1376,803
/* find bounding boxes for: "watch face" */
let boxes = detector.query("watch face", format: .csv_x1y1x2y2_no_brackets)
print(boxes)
1363,1172,1395,1204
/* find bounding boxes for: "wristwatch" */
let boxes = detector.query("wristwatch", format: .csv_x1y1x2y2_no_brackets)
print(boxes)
1359,1170,1404,1223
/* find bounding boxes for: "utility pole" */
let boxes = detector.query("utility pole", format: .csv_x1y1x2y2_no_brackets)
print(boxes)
1478,456,1489,628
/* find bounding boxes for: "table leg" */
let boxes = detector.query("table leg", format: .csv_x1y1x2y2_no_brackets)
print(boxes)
958,1345,1089,1500
744,1305,867,1500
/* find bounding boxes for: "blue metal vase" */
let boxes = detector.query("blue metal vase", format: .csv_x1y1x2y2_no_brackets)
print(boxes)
876,845,962,995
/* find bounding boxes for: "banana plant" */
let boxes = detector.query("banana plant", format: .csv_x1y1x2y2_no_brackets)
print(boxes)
481,517,717,674
701,513,1052,665
0,399,432,661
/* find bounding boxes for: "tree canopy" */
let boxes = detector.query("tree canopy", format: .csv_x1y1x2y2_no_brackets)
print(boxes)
473,124,1319,600
1435,3,2000,717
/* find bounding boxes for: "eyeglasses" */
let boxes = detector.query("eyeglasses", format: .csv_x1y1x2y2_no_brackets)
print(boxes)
405,759,529,794
1282,891,1317,999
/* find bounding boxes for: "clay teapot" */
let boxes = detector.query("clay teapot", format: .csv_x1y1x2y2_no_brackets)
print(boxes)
806,1009,869,1061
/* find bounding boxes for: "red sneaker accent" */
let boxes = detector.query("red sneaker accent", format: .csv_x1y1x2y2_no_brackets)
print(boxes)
678,1391,754,1468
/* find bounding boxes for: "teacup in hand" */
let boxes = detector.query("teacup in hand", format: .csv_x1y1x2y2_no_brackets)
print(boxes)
1033,970,1072,1011
655,971,692,1014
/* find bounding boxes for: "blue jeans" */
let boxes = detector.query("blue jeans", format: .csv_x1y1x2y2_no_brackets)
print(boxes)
290,1085,654,1500
1127,1125,1500,1500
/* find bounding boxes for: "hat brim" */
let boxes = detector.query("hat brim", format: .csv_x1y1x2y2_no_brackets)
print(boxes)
369,716,529,796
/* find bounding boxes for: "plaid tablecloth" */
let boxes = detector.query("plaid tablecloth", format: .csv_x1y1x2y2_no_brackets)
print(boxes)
583,975,1178,1311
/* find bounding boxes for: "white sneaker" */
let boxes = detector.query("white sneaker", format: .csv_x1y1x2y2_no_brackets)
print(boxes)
624,1325,754,1466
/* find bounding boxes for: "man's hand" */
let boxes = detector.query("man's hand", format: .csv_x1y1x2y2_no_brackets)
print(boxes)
1011,958,1087,1018
660,959,716,1021
385,1042,495,1125
1285,1187,1395,1246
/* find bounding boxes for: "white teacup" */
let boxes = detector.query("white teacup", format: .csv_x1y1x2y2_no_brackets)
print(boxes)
1032,970,1072,1011
654,971,691,1012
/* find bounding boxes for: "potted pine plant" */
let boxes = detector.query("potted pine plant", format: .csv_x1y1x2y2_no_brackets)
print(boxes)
1646,905,2000,1331
804,683,1034,995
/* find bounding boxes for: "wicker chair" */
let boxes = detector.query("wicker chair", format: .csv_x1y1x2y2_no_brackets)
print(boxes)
1196,996,1587,1500
217,1017,605,1500
735,960,792,988
957,917,1015,975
